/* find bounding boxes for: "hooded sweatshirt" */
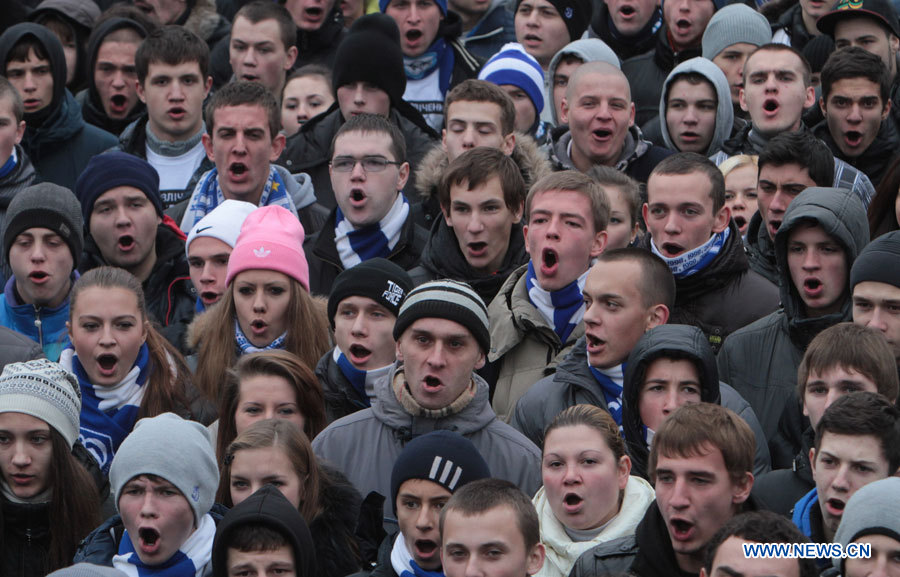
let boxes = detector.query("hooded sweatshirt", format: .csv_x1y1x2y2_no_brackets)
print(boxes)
79,18,147,137
0,24,118,191
717,187,870,440
658,57,733,157
212,485,316,577
546,39,621,126
27,0,99,93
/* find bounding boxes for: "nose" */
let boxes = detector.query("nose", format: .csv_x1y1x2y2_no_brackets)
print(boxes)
544,215,562,239
112,70,126,89
663,211,681,235
416,503,435,530
99,323,116,346
29,241,46,262
866,307,888,333
662,388,678,415
667,476,691,509
349,158,367,180
114,205,132,227
170,79,185,100
243,47,257,66
847,103,863,123
467,210,485,234
765,73,778,92
200,262,216,284
253,291,267,312
11,440,30,467
427,341,447,368
408,3,421,21
297,102,311,122
263,407,277,420
351,312,368,336
768,190,790,215
23,71,36,92
731,193,746,211
562,462,580,485
525,8,540,26
140,492,159,518
682,105,698,124
831,463,851,492
802,248,821,270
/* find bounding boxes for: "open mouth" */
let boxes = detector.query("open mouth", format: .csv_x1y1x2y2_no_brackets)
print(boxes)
586,333,604,348
844,131,863,147
804,278,821,290
468,241,487,256
118,235,135,251
675,18,691,31
670,519,694,540
542,248,559,274
680,131,699,140
661,242,684,257
350,189,366,202
23,99,41,109
524,33,542,43
97,354,118,373
733,215,747,229
201,291,220,304
241,74,259,82
305,6,323,17
423,376,442,390
110,94,128,109
763,99,779,113
349,344,372,362
168,106,186,119
564,493,583,507
406,29,423,41
592,128,612,139
620,5,635,15
415,539,438,557
251,319,267,331
230,163,248,176
29,271,48,281
826,498,846,515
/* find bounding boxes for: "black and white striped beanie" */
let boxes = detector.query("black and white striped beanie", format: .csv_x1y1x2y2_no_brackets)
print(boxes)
392,280,490,353
390,430,491,514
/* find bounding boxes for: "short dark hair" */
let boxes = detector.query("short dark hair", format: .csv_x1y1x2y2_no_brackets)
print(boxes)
439,147,526,213
593,248,675,310
234,1,297,51
649,403,755,486
798,322,899,403
445,79,516,136
6,36,49,66
757,131,834,187
745,44,812,87
286,63,332,90
703,512,818,577
586,165,641,228
440,478,540,551
226,523,290,553
814,391,900,473
0,77,24,123
206,81,281,139
649,152,726,213
331,113,406,163
664,71,716,107
821,46,891,106
136,25,209,85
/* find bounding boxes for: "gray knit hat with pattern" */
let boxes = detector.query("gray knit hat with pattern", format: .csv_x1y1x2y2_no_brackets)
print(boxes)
393,280,490,353
702,4,772,60
0,359,81,447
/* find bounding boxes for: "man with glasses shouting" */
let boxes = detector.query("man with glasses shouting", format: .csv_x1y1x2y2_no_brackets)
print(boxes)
305,113,428,295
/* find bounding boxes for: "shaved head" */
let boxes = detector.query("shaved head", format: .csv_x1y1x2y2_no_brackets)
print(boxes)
567,61,631,102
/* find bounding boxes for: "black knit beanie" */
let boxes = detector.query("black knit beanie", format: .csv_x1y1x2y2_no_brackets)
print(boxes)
331,13,406,106
851,230,900,290
390,430,491,515
393,280,491,353
328,258,414,328
4,183,84,269
517,0,592,43
75,151,163,228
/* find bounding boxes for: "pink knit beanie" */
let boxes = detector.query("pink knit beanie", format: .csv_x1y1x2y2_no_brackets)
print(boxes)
225,206,310,290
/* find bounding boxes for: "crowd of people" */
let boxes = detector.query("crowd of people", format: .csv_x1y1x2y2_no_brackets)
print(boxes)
3,0,900,575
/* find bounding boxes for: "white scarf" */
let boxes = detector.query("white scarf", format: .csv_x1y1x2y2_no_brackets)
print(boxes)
335,193,409,269
114,513,216,577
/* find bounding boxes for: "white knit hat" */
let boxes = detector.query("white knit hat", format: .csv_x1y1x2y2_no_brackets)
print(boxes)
185,199,258,257
0,359,81,447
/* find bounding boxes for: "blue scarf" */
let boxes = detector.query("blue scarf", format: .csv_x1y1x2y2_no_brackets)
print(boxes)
234,318,286,354
650,227,730,279
589,362,625,429
334,347,369,406
194,298,205,314
59,344,151,474
391,532,445,577
792,488,818,539
403,38,454,93
0,147,17,179
335,193,409,269
525,262,587,343
181,165,295,232
114,513,216,577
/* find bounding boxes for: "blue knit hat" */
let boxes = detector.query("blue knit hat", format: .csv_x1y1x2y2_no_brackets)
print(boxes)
390,430,491,515
479,43,545,115
380,0,447,15
75,151,163,228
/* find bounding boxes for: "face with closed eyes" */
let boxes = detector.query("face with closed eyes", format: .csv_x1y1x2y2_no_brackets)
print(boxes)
234,374,305,435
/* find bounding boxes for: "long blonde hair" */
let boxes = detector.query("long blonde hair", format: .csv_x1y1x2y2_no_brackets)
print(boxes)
192,276,331,401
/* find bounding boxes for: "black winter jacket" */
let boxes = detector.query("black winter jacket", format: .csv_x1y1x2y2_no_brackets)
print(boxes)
588,2,662,61
813,118,900,188
744,211,779,286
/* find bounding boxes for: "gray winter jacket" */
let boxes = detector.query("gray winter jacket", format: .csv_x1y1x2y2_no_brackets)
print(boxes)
312,364,543,520
511,333,771,477
658,57,733,157
0,325,44,369
717,187,870,440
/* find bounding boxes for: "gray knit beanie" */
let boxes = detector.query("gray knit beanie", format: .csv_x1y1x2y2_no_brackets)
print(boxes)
47,564,128,577
702,4,772,60
393,280,490,353
110,413,219,525
0,359,81,448
832,476,900,571
3,183,84,269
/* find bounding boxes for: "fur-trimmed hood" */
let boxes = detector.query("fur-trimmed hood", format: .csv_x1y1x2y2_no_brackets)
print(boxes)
414,133,552,202
179,0,230,44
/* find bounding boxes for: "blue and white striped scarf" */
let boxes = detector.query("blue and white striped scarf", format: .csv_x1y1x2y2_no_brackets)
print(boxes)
525,262,588,344
234,318,286,354
650,227,730,279
180,165,295,232
335,193,409,269
0,147,17,179
391,532,445,577
59,344,151,474
333,346,393,406
114,513,215,577
589,362,625,430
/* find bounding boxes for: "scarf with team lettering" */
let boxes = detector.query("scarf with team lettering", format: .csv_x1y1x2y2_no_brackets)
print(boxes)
650,227,730,278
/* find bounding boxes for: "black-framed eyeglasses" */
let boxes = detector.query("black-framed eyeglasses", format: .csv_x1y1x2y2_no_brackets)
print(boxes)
330,156,401,173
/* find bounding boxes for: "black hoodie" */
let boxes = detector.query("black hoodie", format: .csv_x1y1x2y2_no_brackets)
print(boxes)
80,17,148,137
213,485,316,577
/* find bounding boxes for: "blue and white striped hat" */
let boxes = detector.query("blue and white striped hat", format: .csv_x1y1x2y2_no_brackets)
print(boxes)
478,42,545,115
